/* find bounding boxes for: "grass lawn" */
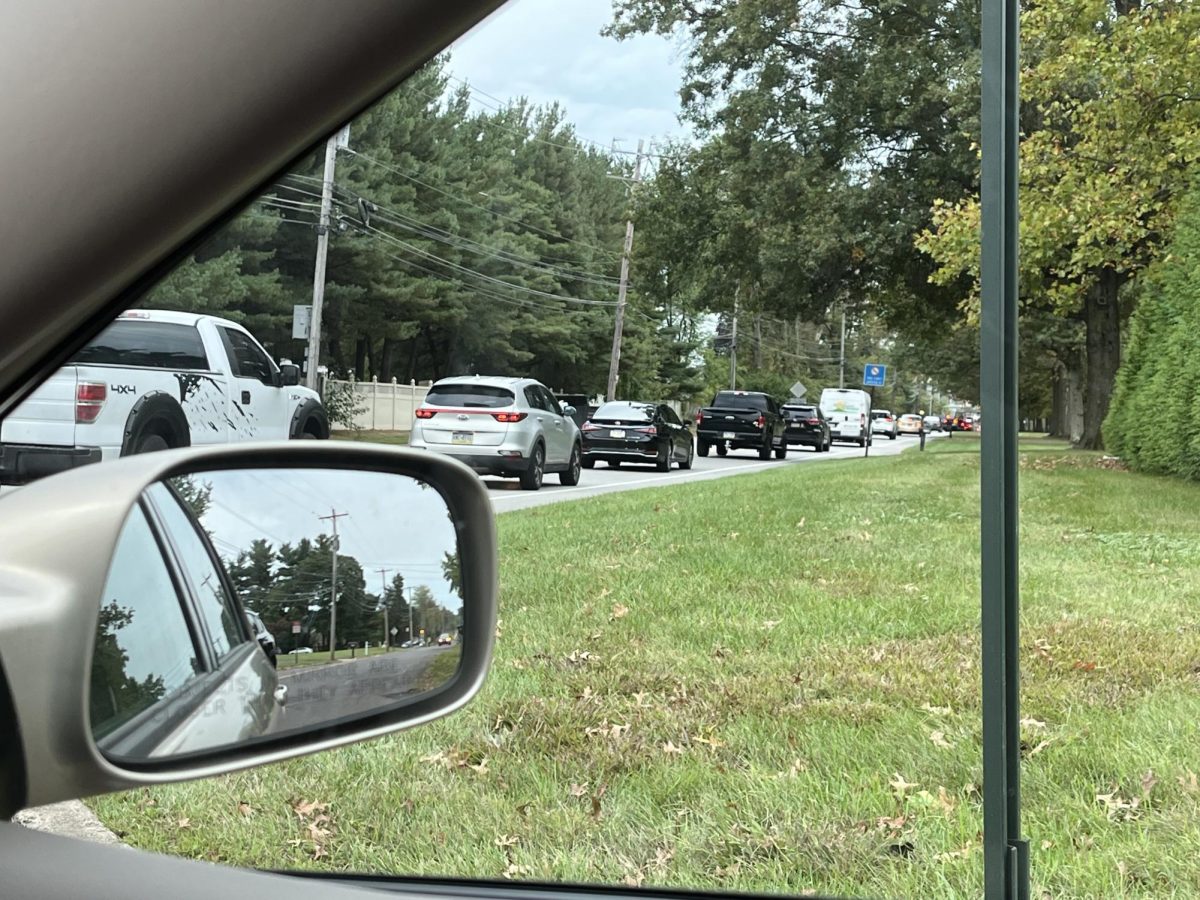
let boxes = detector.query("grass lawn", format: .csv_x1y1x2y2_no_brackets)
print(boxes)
90,436,1200,897
330,429,410,445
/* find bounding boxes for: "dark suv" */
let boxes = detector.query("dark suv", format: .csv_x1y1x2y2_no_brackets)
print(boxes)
782,403,832,452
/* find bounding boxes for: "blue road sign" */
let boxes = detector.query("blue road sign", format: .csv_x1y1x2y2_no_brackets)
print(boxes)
863,363,887,387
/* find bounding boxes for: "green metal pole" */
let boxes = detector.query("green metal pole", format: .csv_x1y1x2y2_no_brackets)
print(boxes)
980,0,1026,891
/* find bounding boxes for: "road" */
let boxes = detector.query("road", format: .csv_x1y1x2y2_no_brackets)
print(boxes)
486,432,941,512
275,645,453,731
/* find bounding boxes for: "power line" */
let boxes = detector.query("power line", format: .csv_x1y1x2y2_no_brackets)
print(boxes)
343,149,624,261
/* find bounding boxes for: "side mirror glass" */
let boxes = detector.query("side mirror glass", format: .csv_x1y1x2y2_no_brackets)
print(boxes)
562,404,577,417
279,363,301,386
89,466,474,764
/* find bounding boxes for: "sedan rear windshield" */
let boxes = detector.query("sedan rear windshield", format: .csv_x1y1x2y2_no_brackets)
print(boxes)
71,320,210,371
710,391,768,411
592,402,654,422
425,384,515,408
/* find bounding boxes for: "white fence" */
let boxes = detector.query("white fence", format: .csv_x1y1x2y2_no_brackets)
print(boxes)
327,377,429,432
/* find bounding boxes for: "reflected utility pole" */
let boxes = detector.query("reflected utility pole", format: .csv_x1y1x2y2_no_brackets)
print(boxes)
376,567,390,649
319,508,348,661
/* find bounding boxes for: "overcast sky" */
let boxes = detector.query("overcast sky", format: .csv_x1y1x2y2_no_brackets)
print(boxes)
196,469,461,610
449,0,690,153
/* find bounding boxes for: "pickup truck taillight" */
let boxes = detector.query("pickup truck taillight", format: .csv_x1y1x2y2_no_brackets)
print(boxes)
695,411,703,425
75,382,106,424
754,414,766,428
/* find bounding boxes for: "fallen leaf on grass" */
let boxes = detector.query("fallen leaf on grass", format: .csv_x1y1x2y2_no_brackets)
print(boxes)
889,774,919,797
726,532,740,540
237,802,254,818
291,799,327,818
762,619,781,630
1141,770,1158,798
569,783,589,798
176,818,191,830
1096,789,1141,822
1020,717,1047,729
610,603,630,620
494,834,520,849
921,703,952,716
661,740,685,755
1025,739,1054,759
1178,772,1199,794
937,786,957,815
930,730,953,749
1072,660,1097,672
502,864,531,880
933,843,976,862
796,518,806,528
694,735,726,748
1041,840,1054,850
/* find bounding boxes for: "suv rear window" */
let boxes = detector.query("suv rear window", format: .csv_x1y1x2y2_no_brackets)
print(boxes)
784,406,816,417
711,391,768,411
71,321,209,371
425,384,515,408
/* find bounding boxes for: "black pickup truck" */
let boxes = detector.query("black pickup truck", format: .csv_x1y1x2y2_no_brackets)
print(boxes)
695,390,788,459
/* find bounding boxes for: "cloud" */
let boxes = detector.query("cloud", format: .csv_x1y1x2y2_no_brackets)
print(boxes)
449,0,690,148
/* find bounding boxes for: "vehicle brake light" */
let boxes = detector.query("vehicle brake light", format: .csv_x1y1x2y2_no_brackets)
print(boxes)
75,381,106,424
582,421,602,431
695,411,703,424
414,408,436,419
639,425,657,435
491,412,528,423
806,418,820,425
755,415,765,428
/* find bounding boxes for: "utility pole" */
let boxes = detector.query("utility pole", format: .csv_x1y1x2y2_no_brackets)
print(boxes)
729,288,739,390
838,306,847,389
319,508,348,661
376,568,390,649
605,139,646,402
305,126,349,390
405,586,415,645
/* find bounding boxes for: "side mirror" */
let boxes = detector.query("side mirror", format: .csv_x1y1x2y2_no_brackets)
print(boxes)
0,442,497,807
279,363,301,386
561,403,577,417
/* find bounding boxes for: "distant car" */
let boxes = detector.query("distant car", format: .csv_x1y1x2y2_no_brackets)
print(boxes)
292,647,313,654
244,609,277,668
409,375,582,490
781,403,831,452
897,414,924,435
437,634,452,646
581,401,694,471
923,415,942,432
871,409,899,439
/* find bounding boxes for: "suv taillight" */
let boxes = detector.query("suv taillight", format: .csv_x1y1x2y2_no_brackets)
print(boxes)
414,408,436,419
492,412,529,423
75,381,106,424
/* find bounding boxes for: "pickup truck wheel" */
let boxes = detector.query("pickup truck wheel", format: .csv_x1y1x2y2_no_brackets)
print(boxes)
656,442,672,472
290,399,330,440
134,433,169,454
560,444,582,486
758,439,772,460
582,457,595,469
519,444,544,491
775,440,788,460
716,444,727,457
696,439,710,457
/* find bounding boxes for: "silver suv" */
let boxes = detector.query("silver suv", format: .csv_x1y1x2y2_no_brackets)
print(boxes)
409,376,582,490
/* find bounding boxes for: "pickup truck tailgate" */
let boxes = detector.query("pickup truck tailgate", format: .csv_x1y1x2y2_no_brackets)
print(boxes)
1,369,78,447
697,407,763,436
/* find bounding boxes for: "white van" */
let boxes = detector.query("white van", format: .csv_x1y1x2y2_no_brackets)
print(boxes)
819,388,873,446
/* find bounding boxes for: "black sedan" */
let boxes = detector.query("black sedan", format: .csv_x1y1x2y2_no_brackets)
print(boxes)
782,403,832,452
581,401,694,471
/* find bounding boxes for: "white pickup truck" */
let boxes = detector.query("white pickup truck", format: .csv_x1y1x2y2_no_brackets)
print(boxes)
1,310,328,485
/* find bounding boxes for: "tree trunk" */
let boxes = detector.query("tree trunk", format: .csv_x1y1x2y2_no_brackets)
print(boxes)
1078,268,1123,449
353,338,368,380
379,337,398,382
1048,366,1063,437
1064,365,1085,445
404,336,419,384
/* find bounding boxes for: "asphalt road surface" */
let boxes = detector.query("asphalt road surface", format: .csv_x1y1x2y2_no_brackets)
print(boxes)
487,432,943,513
275,645,453,732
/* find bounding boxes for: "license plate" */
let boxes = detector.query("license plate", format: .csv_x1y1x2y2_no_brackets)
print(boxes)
451,431,474,445
609,429,626,438
722,431,736,439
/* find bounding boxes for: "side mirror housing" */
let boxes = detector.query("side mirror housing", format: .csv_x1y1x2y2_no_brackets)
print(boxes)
0,442,497,808
279,363,301,386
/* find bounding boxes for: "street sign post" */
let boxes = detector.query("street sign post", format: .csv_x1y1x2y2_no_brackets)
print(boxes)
291,621,301,634
863,363,886,387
